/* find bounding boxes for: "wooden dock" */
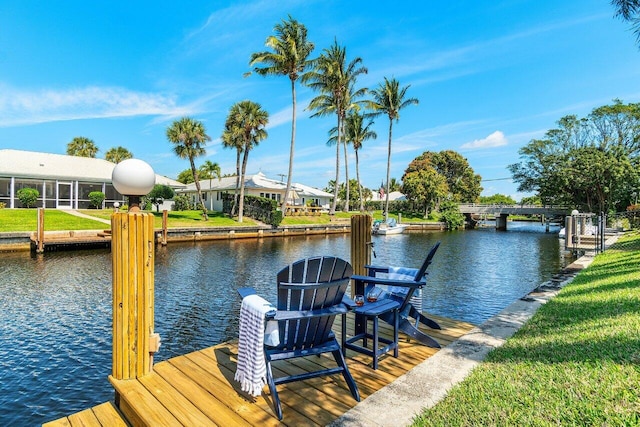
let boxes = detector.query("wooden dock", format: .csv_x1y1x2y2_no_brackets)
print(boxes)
44,312,474,427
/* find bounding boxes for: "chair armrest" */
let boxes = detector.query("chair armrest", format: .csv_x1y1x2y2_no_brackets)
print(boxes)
237,287,257,299
342,295,356,308
273,305,349,321
364,265,391,275
352,274,426,289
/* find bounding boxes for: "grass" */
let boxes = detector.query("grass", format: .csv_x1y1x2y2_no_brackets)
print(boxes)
79,209,255,228
0,209,108,232
412,232,640,426
0,208,440,232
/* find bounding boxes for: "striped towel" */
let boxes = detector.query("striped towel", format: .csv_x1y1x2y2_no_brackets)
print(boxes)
387,267,423,311
234,294,277,397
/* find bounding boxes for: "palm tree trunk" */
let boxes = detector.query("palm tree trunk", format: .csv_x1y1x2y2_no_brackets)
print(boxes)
238,149,249,223
355,148,363,211
282,78,297,214
232,148,241,216
330,114,341,215
342,119,350,212
384,119,393,222
191,157,208,220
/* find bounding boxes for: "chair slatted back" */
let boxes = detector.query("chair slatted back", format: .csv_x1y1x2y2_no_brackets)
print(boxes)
276,256,352,351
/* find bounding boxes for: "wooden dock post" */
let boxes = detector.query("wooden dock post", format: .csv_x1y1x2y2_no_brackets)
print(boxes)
37,207,45,253
350,214,372,296
111,209,159,380
162,209,168,246
109,159,159,382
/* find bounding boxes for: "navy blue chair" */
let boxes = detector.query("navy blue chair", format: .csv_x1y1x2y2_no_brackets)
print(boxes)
351,241,442,348
238,256,360,420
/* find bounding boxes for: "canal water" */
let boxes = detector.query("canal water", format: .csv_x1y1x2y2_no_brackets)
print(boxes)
0,222,564,425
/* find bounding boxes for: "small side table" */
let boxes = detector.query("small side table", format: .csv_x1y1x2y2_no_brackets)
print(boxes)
341,299,400,370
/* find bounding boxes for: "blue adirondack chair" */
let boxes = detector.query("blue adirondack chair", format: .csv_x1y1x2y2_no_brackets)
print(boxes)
238,256,360,420
351,241,442,348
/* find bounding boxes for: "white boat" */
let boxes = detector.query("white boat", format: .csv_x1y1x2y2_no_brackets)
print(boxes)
372,219,408,235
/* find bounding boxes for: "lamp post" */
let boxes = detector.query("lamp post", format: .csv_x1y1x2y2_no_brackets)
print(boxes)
110,159,160,381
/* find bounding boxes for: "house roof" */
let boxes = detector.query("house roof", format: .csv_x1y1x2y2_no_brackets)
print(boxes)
0,149,184,188
182,172,333,199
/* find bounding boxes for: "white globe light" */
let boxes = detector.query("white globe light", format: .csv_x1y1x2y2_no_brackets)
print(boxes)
112,159,156,196
571,209,579,216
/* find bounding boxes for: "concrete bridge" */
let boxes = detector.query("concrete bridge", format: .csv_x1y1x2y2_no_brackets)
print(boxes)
458,204,571,230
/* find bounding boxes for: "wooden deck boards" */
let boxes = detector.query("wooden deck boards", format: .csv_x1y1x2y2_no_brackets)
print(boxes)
44,313,474,427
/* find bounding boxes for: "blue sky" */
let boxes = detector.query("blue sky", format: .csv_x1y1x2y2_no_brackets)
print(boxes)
1,0,639,200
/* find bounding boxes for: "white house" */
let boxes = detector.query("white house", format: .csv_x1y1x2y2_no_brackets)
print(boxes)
0,149,184,209
179,172,334,212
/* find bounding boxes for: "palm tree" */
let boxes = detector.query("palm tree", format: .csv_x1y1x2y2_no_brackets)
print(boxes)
344,111,377,211
166,117,211,220
105,146,133,163
221,121,244,216
248,15,314,214
368,77,418,220
304,40,367,214
223,101,269,222
67,137,98,158
199,160,221,210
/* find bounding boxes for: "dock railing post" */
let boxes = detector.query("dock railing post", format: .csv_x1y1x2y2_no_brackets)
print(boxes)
350,214,372,297
162,209,168,246
37,207,45,253
110,159,159,381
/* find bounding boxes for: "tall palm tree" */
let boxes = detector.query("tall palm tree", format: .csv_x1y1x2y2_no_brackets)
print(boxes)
67,136,98,158
304,40,367,214
105,146,133,163
368,77,418,220
223,101,269,222
248,15,314,213
221,121,244,216
199,160,221,210
166,117,211,220
344,111,377,211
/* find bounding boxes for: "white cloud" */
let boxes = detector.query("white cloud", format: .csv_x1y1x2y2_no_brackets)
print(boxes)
0,85,194,127
461,130,507,149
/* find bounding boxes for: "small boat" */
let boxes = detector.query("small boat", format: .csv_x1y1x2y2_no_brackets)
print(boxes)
372,218,408,235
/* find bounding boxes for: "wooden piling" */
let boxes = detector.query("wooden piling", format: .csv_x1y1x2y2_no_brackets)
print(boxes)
37,208,45,253
350,214,372,296
111,211,158,380
161,210,168,246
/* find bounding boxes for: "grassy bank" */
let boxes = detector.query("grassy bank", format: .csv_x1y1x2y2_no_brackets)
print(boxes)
0,208,439,232
0,209,108,232
413,232,640,426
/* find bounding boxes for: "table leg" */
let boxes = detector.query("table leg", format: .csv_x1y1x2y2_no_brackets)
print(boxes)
373,315,379,370
341,312,347,356
393,308,399,358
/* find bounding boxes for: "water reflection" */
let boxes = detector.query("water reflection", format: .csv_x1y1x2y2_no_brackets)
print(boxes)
0,223,564,425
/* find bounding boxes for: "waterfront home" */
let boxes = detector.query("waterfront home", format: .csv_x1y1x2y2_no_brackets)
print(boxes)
178,172,334,212
0,149,184,209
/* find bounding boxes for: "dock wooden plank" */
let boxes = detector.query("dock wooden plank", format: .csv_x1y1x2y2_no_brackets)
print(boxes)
68,408,102,427
137,371,217,426
153,361,253,427
109,375,182,427
166,352,280,426
47,311,474,426
91,402,128,427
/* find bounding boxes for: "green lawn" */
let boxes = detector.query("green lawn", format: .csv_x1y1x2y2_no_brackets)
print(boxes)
0,209,108,232
412,232,640,426
79,209,255,228
0,208,440,232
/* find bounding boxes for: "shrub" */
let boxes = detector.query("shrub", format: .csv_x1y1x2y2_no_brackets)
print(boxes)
0,202,5,209
439,201,465,230
17,188,39,208
172,194,192,211
222,193,283,227
88,191,106,209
